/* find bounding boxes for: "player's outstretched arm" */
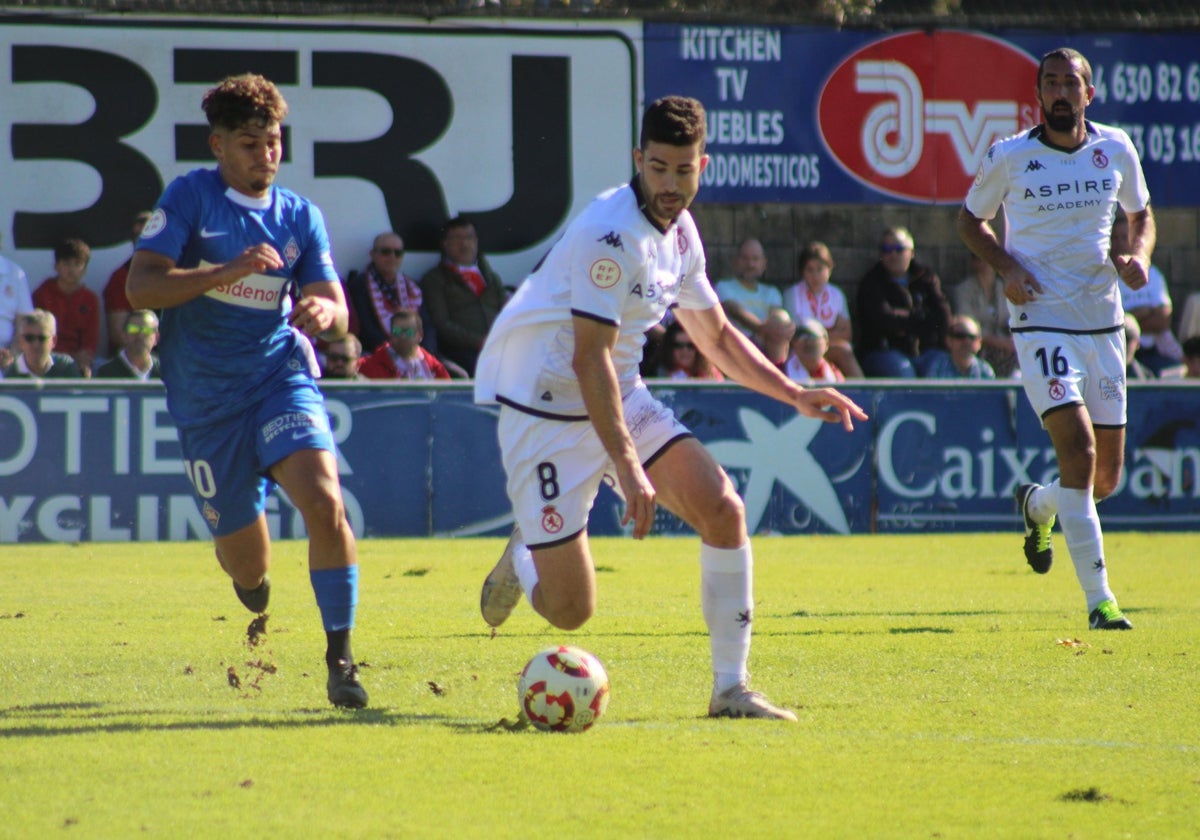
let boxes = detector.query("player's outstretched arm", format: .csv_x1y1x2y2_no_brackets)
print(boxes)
127,245,284,310
674,305,867,432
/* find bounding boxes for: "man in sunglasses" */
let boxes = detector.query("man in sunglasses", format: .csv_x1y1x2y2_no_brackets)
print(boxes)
920,315,996,380
320,334,364,381
359,308,449,380
95,309,161,380
854,225,951,377
344,231,436,357
3,309,82,379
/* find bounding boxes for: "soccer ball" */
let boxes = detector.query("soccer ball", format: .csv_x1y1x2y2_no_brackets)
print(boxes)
517,645,610,733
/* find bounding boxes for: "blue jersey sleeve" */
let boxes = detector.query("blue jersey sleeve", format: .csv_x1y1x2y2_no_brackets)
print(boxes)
138,174,201,262
294,200,339,289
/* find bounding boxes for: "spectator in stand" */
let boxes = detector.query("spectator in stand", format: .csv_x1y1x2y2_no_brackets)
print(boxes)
0,231,34,371
1122,313,1154,382
345,231,437,356
1181,336,1200,379
855,225,951,378
32,238,100,376
1114,212,1182,375
714,238,792,352
657,320,724,381
95,309,161,380
102,210,153,358
783,318,844,384
781,241,863,378
950,251,1017,378
321,334,364,381
360,308,450,381
2,309,82,379
420,215,507,376
758,308,795,369
922,315,996,380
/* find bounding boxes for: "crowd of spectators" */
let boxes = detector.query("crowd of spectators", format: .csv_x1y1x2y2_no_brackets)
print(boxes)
4,213,1200,386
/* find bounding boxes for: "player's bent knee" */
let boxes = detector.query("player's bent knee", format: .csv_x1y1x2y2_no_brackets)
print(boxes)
543,596,594,631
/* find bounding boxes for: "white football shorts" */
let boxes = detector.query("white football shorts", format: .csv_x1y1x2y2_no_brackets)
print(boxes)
1013,330,1126,427
498,381,691,548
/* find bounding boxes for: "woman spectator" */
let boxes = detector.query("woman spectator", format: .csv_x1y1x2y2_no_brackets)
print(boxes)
782,241,864,378
657,321,724,381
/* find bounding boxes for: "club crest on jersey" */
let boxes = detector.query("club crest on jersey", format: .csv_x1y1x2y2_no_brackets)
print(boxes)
283,237,301,268
202,501,221,530
589,257,621,289
676,228,688,255
541,505,564,534
142,208,167,239
1091,148,1109,169
1048,379,1066,401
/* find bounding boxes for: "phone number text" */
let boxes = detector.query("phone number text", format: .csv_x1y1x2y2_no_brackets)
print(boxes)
1113,122,1200,165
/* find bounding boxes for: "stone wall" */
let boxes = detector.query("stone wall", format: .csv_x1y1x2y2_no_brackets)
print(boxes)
692,202,1200,334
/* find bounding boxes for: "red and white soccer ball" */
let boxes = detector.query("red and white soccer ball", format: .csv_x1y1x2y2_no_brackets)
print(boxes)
517,645,610,733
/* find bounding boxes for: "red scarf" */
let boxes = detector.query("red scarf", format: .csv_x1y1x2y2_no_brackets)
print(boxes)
448,262,486,297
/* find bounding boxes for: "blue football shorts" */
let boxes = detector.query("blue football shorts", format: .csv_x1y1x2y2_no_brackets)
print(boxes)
177,378,336,536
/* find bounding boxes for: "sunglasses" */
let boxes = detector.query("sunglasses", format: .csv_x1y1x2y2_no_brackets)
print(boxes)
391,326,419,338
125,324,156,336
22,334,50,343
325,353,355,363
880,243,910,254
949,331,980,340
376,247,404,257
673,342,695,350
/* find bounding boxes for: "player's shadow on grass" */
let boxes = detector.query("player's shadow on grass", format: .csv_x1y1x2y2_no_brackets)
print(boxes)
0,705,469,739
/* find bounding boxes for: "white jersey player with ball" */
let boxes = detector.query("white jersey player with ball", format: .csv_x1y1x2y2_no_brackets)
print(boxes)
476,95,867,720
958,47,1155,631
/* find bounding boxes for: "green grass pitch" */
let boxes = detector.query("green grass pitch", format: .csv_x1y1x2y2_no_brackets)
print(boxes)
1,533,1197,838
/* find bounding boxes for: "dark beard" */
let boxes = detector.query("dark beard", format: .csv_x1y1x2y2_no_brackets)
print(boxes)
1043,104,1079,133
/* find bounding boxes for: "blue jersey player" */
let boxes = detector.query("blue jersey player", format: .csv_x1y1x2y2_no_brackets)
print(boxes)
128,74,367,708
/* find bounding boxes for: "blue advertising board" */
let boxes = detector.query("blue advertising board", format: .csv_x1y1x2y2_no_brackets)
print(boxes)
644,25,1200,206
1,382,1197,543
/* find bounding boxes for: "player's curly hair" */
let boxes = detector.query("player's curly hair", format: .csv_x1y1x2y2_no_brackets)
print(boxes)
640,95,706,151
202,73,289,131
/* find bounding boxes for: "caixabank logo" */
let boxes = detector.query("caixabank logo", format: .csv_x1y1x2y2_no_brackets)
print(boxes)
818,31,1040,203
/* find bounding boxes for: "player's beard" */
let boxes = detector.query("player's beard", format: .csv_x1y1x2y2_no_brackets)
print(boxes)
1042,100,1081,133
648,191,688,225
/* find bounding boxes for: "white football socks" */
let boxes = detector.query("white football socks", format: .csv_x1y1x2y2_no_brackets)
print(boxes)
512,540,539,599
1028,481,1060,523
700,543,753,694
1055,486,1114,611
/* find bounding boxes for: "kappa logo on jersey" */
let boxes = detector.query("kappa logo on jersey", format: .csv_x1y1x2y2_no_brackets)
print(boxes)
283,237,301,268
597,231,625,251
1025,160,1046,172
1092,148,1110,169
817,31,1039,203
589,257,621,289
